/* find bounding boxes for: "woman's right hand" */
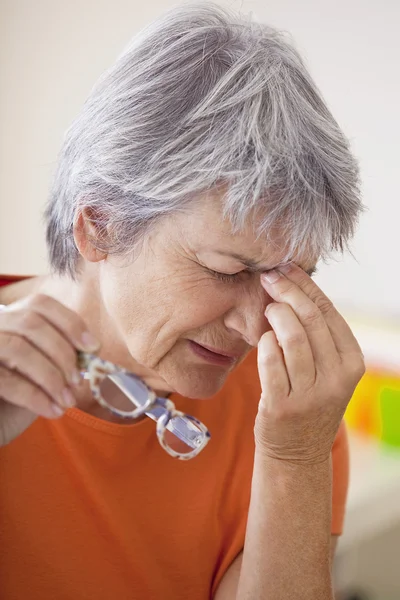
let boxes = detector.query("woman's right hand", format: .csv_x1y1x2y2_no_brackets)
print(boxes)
0,294,100,446
255,263,364,465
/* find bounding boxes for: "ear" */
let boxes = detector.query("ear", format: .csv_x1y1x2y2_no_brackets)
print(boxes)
73,207,108,263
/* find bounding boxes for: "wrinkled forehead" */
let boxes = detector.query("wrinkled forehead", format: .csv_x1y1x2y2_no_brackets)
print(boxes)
204,231,318,276
181,197,319,274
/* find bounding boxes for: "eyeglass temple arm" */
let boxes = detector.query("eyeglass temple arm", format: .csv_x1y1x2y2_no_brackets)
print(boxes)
77,354,207,450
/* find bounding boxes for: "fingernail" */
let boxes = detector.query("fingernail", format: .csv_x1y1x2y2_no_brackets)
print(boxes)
52,404,65,417
81,331,100,351
262,270,281,284
61,387,76,408
71,369,82,387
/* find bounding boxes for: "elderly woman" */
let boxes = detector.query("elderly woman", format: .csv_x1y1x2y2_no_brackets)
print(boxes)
0,4,364,599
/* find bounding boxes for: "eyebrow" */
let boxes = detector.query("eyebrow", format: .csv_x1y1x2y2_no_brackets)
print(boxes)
215,251,318,277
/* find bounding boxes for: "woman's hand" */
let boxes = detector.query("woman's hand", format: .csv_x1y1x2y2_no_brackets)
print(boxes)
0,294,99,446
255,262,364,464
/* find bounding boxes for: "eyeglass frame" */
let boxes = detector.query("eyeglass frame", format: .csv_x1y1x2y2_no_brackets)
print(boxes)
77,351,211,460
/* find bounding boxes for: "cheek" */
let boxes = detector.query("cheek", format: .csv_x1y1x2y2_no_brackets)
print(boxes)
99,265,155,335
131,279,233,347
103,280,174,367
172,280,236,333
100,265,235,362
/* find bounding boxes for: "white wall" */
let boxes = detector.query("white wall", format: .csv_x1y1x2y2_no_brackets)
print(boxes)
1,0,399,317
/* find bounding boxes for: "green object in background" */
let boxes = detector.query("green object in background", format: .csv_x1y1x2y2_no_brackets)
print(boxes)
380,386,400,447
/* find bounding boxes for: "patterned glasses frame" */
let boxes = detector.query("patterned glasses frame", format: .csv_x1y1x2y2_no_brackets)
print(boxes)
77,352,211,460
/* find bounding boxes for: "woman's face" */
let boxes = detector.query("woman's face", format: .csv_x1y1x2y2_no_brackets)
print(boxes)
98,193,317,399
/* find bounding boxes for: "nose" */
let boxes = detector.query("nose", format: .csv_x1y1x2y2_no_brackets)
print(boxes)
223,278,271,347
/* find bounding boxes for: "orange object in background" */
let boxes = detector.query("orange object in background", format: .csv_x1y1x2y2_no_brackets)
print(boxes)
345,372,383,439
345,368,400,448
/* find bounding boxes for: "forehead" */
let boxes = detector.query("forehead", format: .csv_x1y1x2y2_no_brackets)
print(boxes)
179,193,319,273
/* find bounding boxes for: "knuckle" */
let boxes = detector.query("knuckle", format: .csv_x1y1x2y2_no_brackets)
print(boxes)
258,334,281,368
265,302,279,314
301,307,321,328
19,310,42,332
28,293,52,310
265,302,285,319
279,280,297,297
327,371,357,403
297,272,312,287
284,330,307,347
259,351,280,368
316,296,335,316
349,355,366,380
1,334,27,367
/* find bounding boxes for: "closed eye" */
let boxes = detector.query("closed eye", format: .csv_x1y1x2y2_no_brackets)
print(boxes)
208,269,246,283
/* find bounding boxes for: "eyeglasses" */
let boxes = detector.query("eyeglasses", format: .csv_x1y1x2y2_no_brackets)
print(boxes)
77,352,211,460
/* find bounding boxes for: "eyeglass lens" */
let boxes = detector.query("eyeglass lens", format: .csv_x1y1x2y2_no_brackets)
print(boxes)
99,372,206,455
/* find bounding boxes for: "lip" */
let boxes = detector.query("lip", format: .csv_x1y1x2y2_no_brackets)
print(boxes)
187,340,241,366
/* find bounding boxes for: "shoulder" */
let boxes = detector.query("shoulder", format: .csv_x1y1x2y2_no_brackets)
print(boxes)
0,275,38,305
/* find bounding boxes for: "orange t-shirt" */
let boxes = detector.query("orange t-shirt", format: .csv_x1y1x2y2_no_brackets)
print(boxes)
0,276,349,600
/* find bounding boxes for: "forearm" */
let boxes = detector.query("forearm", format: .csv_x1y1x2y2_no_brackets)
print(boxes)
236,449,333,600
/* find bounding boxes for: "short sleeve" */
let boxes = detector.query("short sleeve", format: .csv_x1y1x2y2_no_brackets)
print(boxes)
331,420,350,535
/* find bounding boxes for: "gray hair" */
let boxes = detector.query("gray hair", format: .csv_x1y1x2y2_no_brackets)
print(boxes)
45,2,362,277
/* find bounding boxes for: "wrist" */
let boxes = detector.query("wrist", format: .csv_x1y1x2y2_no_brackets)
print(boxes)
254,417,334,466
252,449,333,548
254,446,332,490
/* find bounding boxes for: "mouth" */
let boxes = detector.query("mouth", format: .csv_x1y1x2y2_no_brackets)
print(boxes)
187,340,241,366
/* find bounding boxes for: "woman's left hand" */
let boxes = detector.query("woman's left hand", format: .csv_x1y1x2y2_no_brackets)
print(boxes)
255,262,365,465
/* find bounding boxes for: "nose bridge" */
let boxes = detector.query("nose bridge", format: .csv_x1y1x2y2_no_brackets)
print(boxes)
224,279,270,346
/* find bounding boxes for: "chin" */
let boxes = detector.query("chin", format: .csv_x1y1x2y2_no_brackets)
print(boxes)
161,361,233,399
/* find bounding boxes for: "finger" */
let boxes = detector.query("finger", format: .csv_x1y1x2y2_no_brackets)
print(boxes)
278,263,362,357
0,364,65,419
261,270,339,369
0,401,38,438
3,294,100,352
265,302,315,391
257,329,290,404
0,310,81,387
0,332,76,409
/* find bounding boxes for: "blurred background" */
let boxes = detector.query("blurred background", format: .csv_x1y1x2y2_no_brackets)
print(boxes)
1,1,399,598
